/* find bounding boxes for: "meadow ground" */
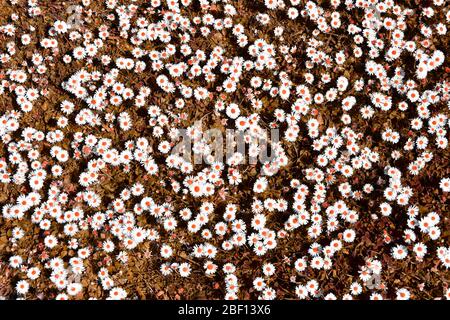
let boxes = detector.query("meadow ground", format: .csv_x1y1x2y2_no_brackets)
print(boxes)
0,0,449,300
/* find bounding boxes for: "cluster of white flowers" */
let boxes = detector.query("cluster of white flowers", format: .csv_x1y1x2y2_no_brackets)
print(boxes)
0,0,449,300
